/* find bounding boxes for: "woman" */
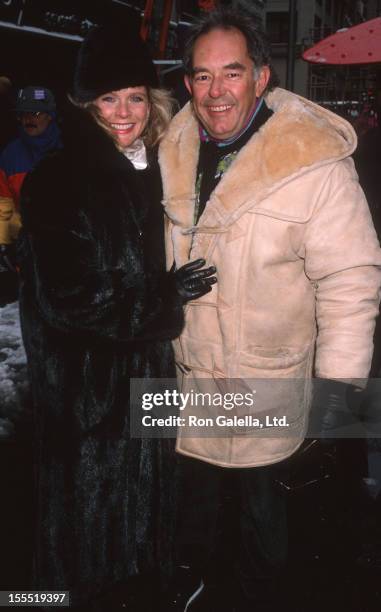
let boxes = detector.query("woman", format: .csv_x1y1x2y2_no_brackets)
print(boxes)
18,24,216,611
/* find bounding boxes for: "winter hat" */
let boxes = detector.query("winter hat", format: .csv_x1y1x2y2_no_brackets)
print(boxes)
15,86,56,114
71,22,158,103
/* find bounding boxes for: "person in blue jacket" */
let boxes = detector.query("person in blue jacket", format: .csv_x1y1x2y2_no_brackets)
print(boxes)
0,86,61,303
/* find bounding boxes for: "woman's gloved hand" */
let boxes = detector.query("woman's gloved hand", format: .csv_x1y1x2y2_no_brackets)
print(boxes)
173,258,217,302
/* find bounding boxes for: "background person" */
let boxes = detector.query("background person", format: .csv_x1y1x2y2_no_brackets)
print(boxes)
0,86,61,304
159,8,381,612
18,23,215,611
0,86,61,246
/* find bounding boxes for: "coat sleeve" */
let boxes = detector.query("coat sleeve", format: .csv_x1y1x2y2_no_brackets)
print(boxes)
303,158,381,381
19,157,184,343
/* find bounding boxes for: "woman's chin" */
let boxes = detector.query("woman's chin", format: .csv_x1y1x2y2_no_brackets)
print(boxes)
115,132,138,149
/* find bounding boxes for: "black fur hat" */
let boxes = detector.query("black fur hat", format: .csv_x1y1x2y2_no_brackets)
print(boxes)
71,23,158,103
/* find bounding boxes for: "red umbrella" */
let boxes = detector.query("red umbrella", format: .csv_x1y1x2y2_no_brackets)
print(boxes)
302,17,381,65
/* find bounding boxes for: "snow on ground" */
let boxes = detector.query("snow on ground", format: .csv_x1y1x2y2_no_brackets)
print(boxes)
0,301,29,438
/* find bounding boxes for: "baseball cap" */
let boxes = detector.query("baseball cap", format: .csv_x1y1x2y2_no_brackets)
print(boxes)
15,86,56,114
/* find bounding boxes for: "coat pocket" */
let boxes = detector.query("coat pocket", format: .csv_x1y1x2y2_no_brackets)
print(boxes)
238,343,313,375
231,344,315,433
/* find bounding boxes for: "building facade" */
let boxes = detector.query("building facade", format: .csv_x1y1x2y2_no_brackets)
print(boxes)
265,0,381,102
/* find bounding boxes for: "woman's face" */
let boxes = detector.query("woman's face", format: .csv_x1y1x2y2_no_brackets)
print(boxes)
94,87,150,148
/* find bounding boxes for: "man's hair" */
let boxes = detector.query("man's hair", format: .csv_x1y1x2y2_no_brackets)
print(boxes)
183,8,279,93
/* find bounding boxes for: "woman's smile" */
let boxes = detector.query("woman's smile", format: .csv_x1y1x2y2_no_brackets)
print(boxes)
94,87,150,148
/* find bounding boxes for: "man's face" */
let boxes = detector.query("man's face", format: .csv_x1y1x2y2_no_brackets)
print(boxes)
20,112,52,136
185,28,270,140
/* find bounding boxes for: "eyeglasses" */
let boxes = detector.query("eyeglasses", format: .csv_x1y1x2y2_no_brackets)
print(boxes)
17,111,43,119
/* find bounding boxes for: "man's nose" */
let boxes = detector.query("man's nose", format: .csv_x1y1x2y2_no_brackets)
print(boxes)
209,75,225,98
21,114,33,123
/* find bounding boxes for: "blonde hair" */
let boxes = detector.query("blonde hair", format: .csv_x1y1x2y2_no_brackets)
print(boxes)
69,87,177,151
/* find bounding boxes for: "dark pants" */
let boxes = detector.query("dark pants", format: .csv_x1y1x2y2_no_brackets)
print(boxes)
175,456,288,606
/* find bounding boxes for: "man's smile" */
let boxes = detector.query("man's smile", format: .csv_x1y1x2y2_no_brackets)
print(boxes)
207,105,233,112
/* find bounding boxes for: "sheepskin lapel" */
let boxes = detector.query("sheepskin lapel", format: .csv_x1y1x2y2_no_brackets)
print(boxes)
159,87,357,265
159,106,200,265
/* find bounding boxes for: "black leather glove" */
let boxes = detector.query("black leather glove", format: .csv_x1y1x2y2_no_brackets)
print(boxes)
309,379,362,443
0,243,17,273
173,258,217,302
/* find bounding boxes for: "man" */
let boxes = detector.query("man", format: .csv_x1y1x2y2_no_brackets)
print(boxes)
0,85,61,303
159,8,381,612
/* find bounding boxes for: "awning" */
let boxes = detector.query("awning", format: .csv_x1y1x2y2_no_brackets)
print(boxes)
302,17,381,65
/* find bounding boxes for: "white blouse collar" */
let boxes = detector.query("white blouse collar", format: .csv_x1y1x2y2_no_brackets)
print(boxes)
123,138,148,170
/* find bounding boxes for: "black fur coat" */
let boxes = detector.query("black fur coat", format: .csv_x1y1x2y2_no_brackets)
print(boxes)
18,108,183,607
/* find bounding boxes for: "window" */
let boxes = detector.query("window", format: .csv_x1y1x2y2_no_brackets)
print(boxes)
266,12,289,44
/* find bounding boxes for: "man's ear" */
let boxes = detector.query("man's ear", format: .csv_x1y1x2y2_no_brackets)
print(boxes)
184,74,193,95
255,65,271,97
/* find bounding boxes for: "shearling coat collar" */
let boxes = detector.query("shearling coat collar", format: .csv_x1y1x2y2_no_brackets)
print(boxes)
159,88,357,265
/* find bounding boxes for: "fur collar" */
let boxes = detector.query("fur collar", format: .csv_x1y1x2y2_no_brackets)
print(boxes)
159,87,357,237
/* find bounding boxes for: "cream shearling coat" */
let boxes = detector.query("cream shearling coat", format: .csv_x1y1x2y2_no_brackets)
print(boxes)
159,88,381,468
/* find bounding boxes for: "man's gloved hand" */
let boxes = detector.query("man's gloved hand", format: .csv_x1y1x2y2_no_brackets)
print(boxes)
309,379,362,444
173,258,217,302
0,243,17,273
